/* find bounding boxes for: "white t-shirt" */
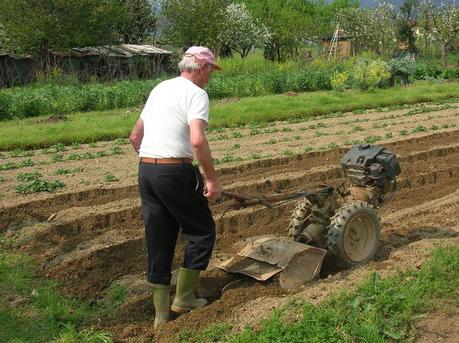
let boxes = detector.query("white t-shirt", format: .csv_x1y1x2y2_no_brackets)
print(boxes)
138,76,209,158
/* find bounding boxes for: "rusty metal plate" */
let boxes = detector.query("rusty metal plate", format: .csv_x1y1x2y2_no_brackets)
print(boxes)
237,235,314,268
218,255,282,281
279,247,327,290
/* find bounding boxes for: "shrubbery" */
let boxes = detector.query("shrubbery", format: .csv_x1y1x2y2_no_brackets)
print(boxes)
0,54,457,120
0,79,161,120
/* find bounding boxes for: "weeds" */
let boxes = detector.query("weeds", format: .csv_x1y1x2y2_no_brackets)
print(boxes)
0,162,17,171
365,135,382,143
264,127,279,134
22,159,35,167
10,149,34,158
113,138,129,146
230,144,241,150
345,139,361,145
15,179,65,194
206,245,459,343
0,239,113,343
0,176,5,183
56,168,71,175
282,149,293,156
231,131,243,138
315,131,329,137
249,128,261,136
17,171,42,182
385,132,393,139
328,142,340,149
51,143,66,153
404,104,452,116
71,142,81,149
412,125,428,133
400,129,409,136
52,154,64,163
214,155,243,165
104,174,119,182
110,147,124,155
96,150,108,158
373,122,388,129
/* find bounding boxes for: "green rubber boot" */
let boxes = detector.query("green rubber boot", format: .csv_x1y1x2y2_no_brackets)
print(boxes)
171,268,207,314
152,284,171,329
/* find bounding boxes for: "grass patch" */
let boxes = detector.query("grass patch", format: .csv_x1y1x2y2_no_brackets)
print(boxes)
183,245,459,343
0,239,112,342
0,82,457,151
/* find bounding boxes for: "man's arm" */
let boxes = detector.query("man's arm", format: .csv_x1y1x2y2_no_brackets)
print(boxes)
189,119,222,200
130,118,144,153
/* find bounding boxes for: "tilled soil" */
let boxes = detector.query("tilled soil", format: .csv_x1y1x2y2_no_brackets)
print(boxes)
1,102,459,342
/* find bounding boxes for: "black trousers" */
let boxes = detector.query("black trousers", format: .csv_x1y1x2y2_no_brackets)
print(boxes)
138,162,216,285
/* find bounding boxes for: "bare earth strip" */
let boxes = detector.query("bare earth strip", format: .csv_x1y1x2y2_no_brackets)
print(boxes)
1,101,459,342
0,101,457,210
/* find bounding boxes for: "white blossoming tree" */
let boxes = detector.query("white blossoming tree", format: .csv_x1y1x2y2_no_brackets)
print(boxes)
336,4,397,56
421,0,459,66
218,3,271,58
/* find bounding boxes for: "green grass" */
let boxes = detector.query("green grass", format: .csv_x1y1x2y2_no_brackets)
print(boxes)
181,244,459,343
0,82,457,151
0,239,112,343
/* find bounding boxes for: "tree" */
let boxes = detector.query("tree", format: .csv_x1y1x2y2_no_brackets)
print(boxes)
0,0,125,72
396,0,420,53
306,0,360,43
242,0,310,61
336,2,397,56
161,0,230,52
0,24,7,51
422,0,459,67
218,3,271,58
118,0,157,44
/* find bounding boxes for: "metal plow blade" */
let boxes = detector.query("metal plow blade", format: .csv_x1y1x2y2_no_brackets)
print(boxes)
218,235,327,290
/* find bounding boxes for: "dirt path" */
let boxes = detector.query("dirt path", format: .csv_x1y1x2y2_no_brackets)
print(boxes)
1,101,459,342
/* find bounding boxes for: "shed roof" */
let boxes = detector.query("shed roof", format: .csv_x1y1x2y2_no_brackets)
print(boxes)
54,44,171,58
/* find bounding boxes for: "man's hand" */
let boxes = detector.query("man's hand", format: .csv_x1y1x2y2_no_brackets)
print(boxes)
130,118,144,153
204,180,222,200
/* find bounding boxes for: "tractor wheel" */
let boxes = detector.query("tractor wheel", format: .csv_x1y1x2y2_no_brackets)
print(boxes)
288,198,312,242
326,201,380,268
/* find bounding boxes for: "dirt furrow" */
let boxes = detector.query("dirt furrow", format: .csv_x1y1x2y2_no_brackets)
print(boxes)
2,132,458,233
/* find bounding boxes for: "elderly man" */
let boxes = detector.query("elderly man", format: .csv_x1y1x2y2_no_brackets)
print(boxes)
129,46,222,328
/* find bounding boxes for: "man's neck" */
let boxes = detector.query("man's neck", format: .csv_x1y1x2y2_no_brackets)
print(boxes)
180,72,203,88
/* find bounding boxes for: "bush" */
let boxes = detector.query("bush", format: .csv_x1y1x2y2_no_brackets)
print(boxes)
331,71,350,91
0,79,161,120
388,54,416,85
442,67,459,80
414,63,443,80
351,59,391,90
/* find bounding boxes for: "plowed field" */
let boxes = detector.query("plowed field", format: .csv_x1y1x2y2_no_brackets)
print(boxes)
1,101,458,342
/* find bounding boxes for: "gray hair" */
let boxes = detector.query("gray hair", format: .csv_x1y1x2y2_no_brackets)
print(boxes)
178,55,201,73
178,55,213,73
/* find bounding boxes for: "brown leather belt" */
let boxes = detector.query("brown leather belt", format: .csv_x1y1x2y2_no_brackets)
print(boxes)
140,157,193,164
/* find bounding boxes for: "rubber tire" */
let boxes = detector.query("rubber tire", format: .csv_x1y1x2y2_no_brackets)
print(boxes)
326,201,380,268
288,198,312,241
